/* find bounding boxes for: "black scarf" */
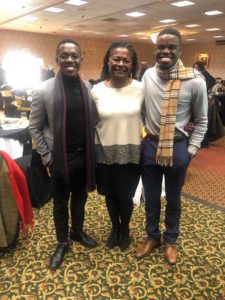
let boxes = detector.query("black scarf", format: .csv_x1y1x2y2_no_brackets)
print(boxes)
52,72,95,191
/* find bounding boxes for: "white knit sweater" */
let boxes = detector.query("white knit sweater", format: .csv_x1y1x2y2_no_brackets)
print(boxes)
91,80,144,164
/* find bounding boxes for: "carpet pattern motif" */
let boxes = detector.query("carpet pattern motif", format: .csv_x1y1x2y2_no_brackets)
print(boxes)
0,192,224,299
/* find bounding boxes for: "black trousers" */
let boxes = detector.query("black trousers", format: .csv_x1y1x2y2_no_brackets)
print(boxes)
52,167,87,243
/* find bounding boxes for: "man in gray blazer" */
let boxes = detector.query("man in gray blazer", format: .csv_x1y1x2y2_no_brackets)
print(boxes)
29,39,97,271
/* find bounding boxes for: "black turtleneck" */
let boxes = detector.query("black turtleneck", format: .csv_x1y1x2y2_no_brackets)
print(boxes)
62,74,85,171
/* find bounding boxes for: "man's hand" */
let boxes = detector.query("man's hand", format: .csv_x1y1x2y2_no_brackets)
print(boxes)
188,145,198,159
184,122,195,134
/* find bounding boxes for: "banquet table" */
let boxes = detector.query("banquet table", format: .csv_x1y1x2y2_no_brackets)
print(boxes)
0,118,32,158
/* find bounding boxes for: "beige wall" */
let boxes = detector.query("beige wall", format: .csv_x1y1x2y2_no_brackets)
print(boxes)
0,29,224,80
182,43,225,79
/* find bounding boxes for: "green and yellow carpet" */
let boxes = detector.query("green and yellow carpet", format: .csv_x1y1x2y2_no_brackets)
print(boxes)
0,191,224,299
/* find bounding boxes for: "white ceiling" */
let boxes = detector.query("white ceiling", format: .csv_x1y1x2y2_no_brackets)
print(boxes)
0,0,225,44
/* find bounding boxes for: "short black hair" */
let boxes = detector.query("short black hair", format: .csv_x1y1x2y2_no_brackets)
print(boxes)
56,39,81,57
101,40,138,80
157,28,182,44
193,61,206,71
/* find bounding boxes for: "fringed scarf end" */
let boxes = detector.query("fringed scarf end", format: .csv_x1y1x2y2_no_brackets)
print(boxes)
156,156,173,167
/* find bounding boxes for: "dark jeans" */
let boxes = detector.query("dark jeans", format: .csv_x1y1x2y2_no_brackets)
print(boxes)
52,168,87,243
141,137,190,244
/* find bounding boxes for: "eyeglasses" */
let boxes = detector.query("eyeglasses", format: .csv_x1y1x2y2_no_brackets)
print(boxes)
58,53,80,60
156,45,178,51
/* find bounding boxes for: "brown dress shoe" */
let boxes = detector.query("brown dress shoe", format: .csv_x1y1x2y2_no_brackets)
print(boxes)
135,239,161,259
165,244,178,265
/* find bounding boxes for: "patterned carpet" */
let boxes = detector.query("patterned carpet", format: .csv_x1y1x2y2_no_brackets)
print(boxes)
182,167,225,210
0,192,225,300
183,134,225,210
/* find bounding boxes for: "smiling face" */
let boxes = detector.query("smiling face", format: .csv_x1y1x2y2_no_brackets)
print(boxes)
108,47,132,81
155,33,182,70
56,42,82,77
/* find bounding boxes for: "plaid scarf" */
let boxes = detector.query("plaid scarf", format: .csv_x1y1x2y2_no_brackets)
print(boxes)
156,59,203,166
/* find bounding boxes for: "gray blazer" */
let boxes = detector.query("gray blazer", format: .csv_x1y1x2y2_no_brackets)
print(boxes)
29,77,92,166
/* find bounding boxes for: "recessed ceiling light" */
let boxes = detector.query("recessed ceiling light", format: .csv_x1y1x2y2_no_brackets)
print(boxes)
64,0,88,6
213,36,224,39
119,34,129,37
62,28,72,31
22,16,38,21
171,1,195,7
1,0,26,8
126,12,146,17
135,32,145,35
44,7,64,13
160,19,176,23
204,10,223,16
185,38,195,41
185,24,200,28
140,37,149,40
206,28,220,31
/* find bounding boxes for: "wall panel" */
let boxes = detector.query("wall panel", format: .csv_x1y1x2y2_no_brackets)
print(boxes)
0,29,224,80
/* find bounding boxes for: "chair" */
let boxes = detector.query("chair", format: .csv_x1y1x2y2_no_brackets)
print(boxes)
0,90,14,108
0,153,20,248
0,90,20,118
13,95,31,118
0,150,33,250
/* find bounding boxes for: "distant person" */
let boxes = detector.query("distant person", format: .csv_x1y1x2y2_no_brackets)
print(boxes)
41,66,55,81
139,61,149,81
211,77,223,93
45,66,55,80
0,64,6,87
136,28,208,264
91,41,144,250
193,61,216,93
29,39,97,271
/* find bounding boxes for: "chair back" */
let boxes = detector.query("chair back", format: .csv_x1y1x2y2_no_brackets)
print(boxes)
0,90,14,110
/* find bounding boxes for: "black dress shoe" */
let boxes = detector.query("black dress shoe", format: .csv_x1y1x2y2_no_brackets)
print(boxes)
49,243,69,271
70,231,97,248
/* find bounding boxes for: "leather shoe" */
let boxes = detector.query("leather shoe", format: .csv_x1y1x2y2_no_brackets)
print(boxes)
165,243,178,265
70,230,97,248
49,243,69,271
136,239,161,259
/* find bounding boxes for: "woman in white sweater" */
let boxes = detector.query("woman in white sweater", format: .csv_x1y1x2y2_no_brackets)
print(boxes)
91,41,144,250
